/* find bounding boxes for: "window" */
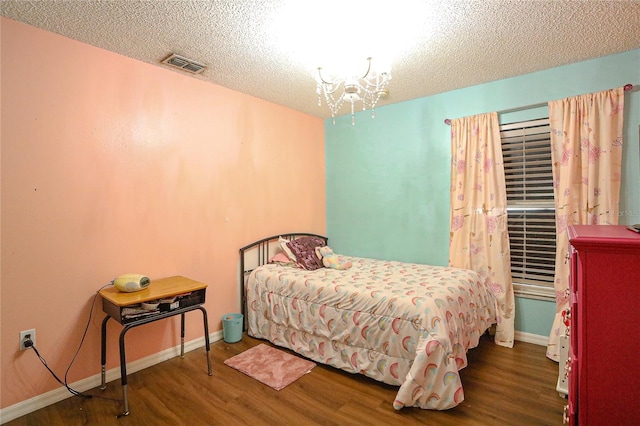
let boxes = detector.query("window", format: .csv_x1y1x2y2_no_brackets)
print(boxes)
501,118,556,300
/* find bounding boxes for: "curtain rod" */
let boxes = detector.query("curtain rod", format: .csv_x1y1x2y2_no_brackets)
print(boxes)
444,83,635,125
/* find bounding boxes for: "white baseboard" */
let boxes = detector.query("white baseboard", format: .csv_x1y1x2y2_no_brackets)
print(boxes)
514,330,548,346
0,331,222,424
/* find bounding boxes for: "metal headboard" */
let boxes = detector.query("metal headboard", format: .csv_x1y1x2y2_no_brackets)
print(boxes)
239,233,328,330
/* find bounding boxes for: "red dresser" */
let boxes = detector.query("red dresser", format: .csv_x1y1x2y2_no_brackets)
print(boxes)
565,225,640,424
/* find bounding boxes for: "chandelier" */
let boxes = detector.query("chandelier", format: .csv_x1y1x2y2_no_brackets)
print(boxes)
316,57,391,125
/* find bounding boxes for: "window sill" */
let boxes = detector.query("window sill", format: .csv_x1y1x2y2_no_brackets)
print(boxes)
513,282,556,302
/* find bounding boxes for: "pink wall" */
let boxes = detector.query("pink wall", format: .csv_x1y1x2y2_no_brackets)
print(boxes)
0,17,325,409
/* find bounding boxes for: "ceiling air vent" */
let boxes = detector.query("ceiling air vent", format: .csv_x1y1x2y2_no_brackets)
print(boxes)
161,53,206,74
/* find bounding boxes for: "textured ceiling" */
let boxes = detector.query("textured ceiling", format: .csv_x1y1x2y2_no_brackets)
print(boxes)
2,0,640,119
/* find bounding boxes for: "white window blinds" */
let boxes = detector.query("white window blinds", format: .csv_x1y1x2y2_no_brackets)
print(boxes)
501,118,556,300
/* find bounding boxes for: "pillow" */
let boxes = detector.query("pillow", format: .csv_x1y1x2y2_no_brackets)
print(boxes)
286,236,326,271
268,252,295,266
278,237,297,262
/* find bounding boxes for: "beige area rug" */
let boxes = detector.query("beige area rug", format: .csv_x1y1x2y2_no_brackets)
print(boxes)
224,344,316,390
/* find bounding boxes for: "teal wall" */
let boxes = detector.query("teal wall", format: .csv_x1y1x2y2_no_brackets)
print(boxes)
325,49,640,337
514,297,559,337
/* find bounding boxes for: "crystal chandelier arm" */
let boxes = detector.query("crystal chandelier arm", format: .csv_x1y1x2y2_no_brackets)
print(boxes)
317,67,335,85
360,57,372,80
317,57,373,85
317,68,344,96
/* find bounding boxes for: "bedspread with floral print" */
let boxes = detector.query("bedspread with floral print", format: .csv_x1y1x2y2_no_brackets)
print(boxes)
246,256,497,410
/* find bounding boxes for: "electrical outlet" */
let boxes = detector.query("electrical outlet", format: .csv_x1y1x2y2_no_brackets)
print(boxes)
19,329,36,351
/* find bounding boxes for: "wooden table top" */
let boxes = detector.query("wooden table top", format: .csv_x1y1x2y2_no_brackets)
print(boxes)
99,275,207,307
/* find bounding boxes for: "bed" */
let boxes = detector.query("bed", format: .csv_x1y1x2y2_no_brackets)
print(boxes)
239,233,497,410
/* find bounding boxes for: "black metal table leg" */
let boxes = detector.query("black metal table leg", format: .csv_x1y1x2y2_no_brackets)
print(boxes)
118,325,133,417
199,307,212,375
180,313,185,358
100,316,111,390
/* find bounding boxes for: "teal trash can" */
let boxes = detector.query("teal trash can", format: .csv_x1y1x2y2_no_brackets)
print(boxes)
222,313,243,343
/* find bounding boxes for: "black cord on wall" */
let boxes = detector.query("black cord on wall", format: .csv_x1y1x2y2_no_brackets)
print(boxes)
25,282,119,402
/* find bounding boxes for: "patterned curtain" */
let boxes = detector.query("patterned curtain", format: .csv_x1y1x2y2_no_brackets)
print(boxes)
546,87,625,361
449,112,515,348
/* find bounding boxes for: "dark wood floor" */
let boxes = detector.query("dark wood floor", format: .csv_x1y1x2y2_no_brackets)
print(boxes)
6,333,566,425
